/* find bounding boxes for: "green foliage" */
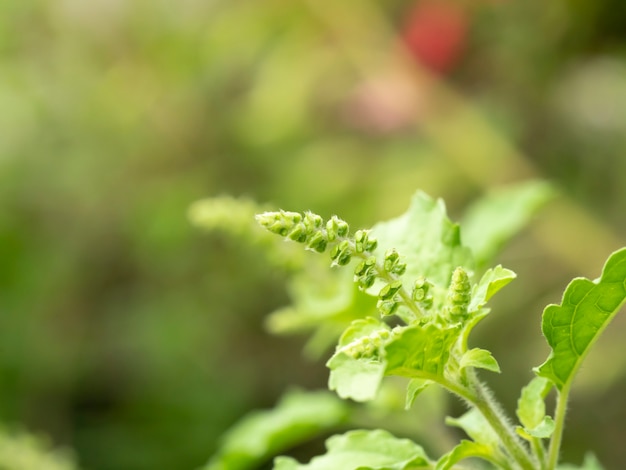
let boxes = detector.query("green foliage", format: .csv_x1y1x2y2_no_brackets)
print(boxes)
535,248,626,391
0,428,77,470
222,187,626,470
204,390,348,470
266,269,377,359
440,409,509,469
3,0,626,468
273,430,431,470
368,191,474,289
515,377,555,447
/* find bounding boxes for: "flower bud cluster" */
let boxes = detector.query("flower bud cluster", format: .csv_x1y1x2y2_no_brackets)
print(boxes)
411,276,434,311
256,210,338,254
341,329,392,360
256,210,303,236
354,256,377,289
325,215,350,241
354,230,378,253
446,267,471,322
377,280,403,316
330,240,353,266
374,249,412,316
383,249,407,276
257,209,422,322
256,211,383,267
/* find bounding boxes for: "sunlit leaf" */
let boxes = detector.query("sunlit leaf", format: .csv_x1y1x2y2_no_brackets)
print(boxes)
328,321,462,402
460,348,501,373
469,265,517,312
436,440,505,470
205,390,349,470
445,408,500,450
535,248,626,390
336,318,389,347
326,318,390,402
385,323,460,380
517,416,555,439
272,429,431,470
405,378,432,410
326,353,386,402
370,191,474,302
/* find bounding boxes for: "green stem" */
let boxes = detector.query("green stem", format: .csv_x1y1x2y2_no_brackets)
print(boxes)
547,384,570,470
469,381,536,470
530,437,546,470
435,374,534,470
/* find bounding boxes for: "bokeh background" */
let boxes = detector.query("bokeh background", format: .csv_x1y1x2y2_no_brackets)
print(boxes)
1,0,626,468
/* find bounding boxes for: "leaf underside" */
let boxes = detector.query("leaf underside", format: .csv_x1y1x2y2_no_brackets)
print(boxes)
536,248,626,390
516,376,551,431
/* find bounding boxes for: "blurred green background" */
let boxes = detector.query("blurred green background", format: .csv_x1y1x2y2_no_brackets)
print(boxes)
1,0,626,468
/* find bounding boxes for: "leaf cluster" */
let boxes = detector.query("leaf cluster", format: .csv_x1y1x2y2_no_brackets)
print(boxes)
207,182,626,470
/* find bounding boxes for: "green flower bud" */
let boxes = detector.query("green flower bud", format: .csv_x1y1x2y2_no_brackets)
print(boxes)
306,231,328,252
330,240,351,261
450,290,470,305
342,332,388,360
378,280,402,300
412,276,434,310
377,299,399,316
256,211,302,237
391,262,406,276
412,288,425,301
354,256,376,277
336,251,352,266
354,230,367,243
354,230,369,253
326,218,338,241
365,237,378,252
383,249,400,272
287,223,308,242
362,342,375,356
446,267,471,321
268,221,290,236
325,216,349,238
377,329,390,341
448,305,466,321
357,273,376,289
285,211,303,223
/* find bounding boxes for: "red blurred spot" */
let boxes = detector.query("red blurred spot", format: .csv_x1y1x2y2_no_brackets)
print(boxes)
402,0,469,74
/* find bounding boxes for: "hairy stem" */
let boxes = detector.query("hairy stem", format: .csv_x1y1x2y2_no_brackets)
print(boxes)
469,380,536,470
547,384,569,470
437,373,535,470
